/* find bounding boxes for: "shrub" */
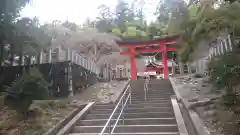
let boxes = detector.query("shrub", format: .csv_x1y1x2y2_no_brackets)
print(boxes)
4,68,49,117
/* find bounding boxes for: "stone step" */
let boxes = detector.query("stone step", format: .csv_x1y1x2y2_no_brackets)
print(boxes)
73,124,179,133
84,112,175,120
79,117,177,126
90,107,174,114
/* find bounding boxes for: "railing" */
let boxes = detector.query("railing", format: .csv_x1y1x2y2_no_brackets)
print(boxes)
100,84,132,135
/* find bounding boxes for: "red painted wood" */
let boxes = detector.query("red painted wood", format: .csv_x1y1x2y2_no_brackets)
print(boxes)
120,47,176,55
161,44,169,79
119,41,177,48
129,48,137,80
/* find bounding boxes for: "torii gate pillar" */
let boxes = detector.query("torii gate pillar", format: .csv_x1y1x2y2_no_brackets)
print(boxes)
161,44,169,79
130,47,137,80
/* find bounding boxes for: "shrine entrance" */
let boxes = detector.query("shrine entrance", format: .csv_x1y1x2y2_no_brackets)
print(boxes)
116,36,178,80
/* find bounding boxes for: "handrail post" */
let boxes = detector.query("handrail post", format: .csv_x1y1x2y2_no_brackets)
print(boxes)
108,122,111,134
144,80,147,101
144,84,146,101
129,85,132,104
121,99,125,125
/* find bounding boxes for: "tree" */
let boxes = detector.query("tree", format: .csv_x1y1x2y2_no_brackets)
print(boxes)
44,21,120,63
0,0,30,67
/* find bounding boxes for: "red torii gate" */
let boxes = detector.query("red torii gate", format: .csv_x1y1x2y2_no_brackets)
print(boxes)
116,36,178,80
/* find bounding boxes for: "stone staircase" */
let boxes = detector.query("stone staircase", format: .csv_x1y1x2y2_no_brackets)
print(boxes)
67,79,187,135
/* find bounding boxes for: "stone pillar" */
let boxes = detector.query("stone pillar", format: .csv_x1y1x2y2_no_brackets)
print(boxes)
116,66,120,79
179,62,184,74
217,45,220,56
228,34,233,51
68,66,74,97
58,47,61,61
48,48,52,63
67,49,71,61
187,63,192,74
39,51,44,64
71,51,75,62
208,48,211,60
224,39,229,52
209,47,213,59
199,59,203,73
172,60,175,75
77,54,80,65
89,61,92,72
75,53,77,64
220,41,224,54
214,47,217,56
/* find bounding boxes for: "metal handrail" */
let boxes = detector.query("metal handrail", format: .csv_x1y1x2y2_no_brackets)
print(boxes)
100,84,131,135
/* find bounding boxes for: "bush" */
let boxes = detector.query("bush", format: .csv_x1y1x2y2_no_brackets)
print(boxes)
4,68,49,117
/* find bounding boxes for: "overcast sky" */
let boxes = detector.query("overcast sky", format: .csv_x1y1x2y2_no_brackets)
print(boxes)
21,0,159,25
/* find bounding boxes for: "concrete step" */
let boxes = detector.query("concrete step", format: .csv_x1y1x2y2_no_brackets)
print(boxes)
84,112,175,120
130,99,171,104
130,97,171,101
69,133,179,135
79,118,177,126
131,93,174,96
73,125,178,133
131,95,173,99
90,107,174,114
127,103,172,108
